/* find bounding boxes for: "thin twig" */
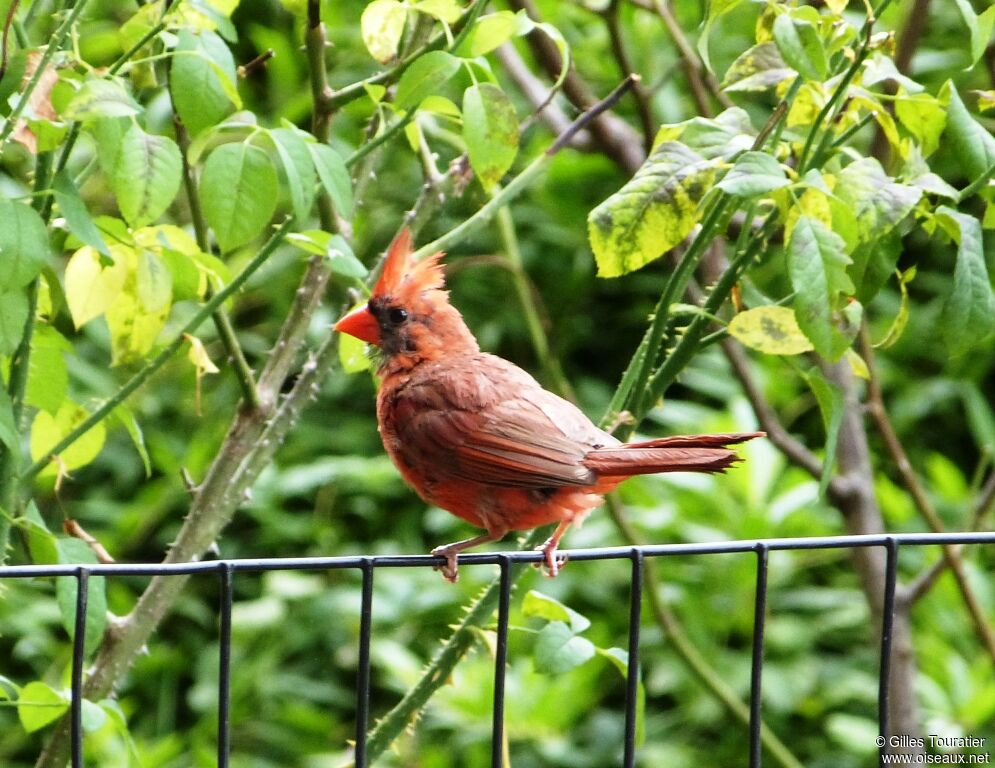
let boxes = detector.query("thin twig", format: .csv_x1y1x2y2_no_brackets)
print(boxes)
858,328,995,661
604,0,655,150
907,460,995,603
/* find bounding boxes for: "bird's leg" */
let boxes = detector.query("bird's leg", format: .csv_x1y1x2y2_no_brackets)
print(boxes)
536,520,571,577
431,532,503,583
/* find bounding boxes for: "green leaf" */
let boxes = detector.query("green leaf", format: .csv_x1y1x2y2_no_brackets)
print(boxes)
597,647,645,746
0,385,19,458
788,216,855,360
307,143,353,217
894,92,948,158
462,83,519,191
953,0,995,68
269,127,317,221
53,170,111,258
588,142,719,277
453,11,519,58
62,78,141,121
533,621,596,675
26,324,71,415
327,234,367,279
200,143,278,252
834,158,921,244
394,51,461,111
698,0,744,73
24,503,58,565
0,675,18,701
112,404,152,477
522,590,591,633
88,117,131,180
773,12,827,81
361,0,408,63
0,290,29,356
0,198,51,291
716,151,789,197
937,207,995,356
728,306,814,355
961,382,995,453
722,42,794,93
170,29,239,137
944,85,995,182
55,538,109,658
114,123,183,227
30,401,107,477
338,328,371,374
64,244,130,328
801,367,843,498
653,108,754,159
17,682,68,733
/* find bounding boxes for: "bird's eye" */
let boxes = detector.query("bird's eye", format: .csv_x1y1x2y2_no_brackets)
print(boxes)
388,308,408,325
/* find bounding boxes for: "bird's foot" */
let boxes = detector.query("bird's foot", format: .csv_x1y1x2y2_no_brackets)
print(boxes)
535,537,567,578
430,544,460,583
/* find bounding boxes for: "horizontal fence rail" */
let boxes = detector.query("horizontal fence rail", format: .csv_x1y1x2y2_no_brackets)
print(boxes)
2,531,994,768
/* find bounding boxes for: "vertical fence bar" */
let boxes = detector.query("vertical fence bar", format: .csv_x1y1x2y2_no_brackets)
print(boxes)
491,555,512,768
749,544,770,768
71,568,90,768
623,549,644,768
218,563,234,768
354,558,375,768
878,538,898,765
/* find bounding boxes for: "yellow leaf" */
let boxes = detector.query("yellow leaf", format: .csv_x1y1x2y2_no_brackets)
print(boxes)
844,348,870,379
361,0,408,63
728,306,815,355
184,334,220,375
64,244,130,328
102,248,170,366
30,402,107,478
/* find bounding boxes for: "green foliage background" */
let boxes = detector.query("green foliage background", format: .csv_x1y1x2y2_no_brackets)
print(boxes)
0,0,993,766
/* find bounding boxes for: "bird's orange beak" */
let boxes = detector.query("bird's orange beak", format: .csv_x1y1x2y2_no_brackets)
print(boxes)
334,304,381,346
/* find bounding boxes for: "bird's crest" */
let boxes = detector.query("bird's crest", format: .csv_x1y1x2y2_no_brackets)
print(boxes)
373,229,446,302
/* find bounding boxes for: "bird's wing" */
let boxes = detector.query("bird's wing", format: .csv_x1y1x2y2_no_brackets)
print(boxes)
388,359,606,489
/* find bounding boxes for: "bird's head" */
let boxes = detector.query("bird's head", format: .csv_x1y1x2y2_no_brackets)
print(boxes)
334,229,478,369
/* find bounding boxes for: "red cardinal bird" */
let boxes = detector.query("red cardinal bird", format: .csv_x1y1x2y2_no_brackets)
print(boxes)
335,231,763,581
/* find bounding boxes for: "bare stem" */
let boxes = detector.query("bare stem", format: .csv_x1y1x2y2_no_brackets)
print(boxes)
174,118,261,410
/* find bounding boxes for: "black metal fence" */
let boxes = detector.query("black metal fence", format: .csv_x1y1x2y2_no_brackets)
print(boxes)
2,530,994,768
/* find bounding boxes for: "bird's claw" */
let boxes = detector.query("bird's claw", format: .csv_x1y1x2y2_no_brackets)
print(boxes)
534,539,567,578
430,545,460,583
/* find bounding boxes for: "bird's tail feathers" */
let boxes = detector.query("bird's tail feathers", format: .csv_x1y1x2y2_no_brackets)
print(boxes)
584,432,764,477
